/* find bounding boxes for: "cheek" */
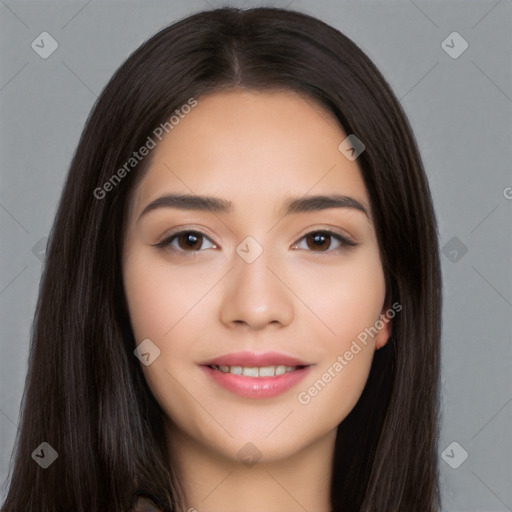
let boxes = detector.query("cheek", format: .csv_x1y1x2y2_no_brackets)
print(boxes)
291,247,386,348
123,248,214,342
290,249,386,421
123,249,215,437
295,345,375,432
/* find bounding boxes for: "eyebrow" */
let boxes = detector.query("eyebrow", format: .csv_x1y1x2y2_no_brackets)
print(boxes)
137,193,369,222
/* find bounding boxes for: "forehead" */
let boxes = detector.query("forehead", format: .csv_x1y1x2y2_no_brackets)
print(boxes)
127,89,370,221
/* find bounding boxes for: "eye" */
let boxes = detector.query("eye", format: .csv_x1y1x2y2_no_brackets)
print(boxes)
293,230,356,253
154,230,216,253
154,229,356,255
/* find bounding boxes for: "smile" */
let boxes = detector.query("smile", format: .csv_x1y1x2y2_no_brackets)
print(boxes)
200,351,313,398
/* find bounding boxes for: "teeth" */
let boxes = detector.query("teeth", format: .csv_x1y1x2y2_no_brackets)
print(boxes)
211,364,298,377
259,366,276,377
242,367,259,377
275,365,286,376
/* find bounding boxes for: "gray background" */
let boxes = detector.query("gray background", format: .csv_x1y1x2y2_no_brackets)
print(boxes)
1,0,511,510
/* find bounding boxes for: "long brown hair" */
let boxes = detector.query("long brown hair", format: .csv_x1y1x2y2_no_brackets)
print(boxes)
2,7,441,512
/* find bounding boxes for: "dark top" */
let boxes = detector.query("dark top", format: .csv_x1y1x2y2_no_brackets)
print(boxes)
130,493,164,512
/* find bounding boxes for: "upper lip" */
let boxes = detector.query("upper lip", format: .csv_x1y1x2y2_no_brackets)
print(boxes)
201,351,311,367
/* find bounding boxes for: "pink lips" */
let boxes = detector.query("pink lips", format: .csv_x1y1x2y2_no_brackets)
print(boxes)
200,351,312,399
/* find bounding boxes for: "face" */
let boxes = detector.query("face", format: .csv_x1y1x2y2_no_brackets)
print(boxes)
122,89,391,465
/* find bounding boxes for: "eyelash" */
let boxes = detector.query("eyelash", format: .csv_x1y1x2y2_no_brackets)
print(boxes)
153,229,357,255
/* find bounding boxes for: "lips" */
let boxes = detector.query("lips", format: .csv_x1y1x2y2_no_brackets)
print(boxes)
199,351,312,399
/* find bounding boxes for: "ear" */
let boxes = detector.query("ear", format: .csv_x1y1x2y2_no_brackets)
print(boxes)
374,304,393,351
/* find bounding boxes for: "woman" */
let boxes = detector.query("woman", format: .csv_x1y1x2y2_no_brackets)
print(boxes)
2,6,442,512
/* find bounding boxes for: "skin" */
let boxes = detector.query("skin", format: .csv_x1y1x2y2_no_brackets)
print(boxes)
122,89,391,512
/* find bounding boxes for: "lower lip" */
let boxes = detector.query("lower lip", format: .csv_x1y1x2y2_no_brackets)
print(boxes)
201,365,312,399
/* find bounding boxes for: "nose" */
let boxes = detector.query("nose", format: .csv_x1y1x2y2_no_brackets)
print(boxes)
218,247,294,331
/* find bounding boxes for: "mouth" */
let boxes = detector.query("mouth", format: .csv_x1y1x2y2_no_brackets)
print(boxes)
200,351,312,399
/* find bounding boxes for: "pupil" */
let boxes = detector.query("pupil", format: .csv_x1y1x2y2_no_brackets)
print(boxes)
309,233,329,251
181,232,201,250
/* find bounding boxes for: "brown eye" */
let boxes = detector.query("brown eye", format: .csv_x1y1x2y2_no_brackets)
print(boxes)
176,232,203,251
296,230,356,253
306,232,331,251
155,230,216,253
